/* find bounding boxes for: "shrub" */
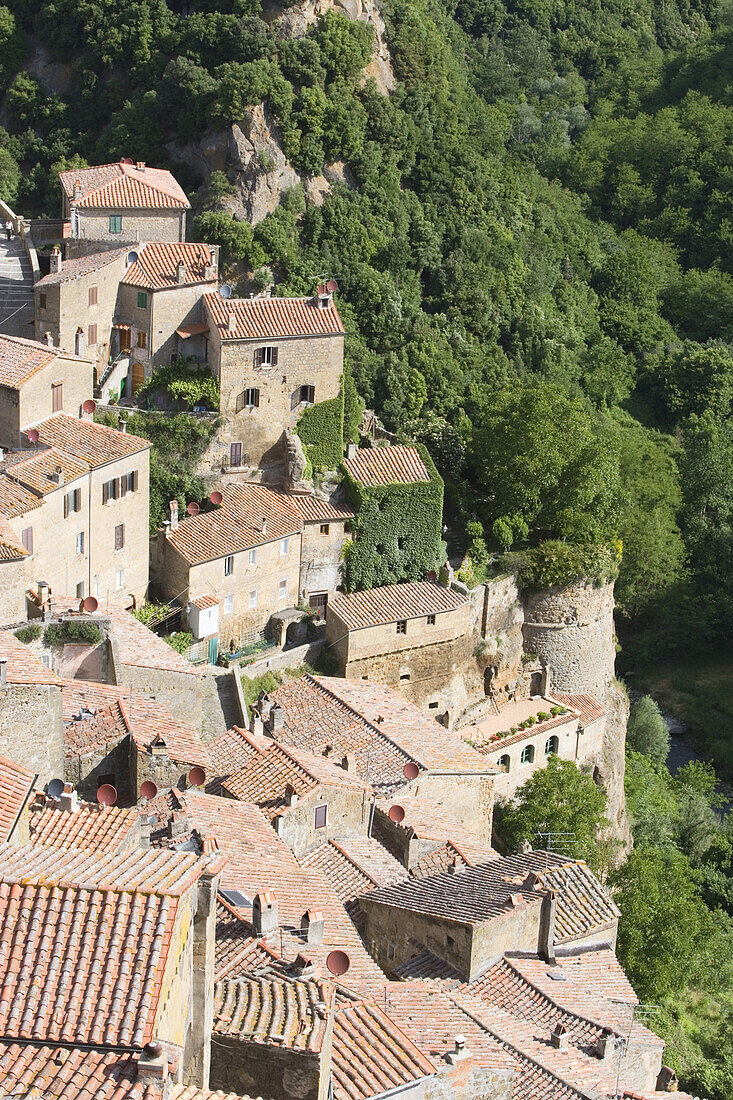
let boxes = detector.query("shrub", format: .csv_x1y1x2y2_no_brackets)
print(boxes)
43,621,103,647
164,632,192,655
132,602,175,628
14,624,41,644
627,695,670,771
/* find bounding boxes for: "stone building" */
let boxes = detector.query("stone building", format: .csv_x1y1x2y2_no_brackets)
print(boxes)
59,160,190,254
151,483,304,649
0,413,150,617
371,793,495,873
290,494,354,617
220,738,372,857
33,247,129,379
0,515,30,623
0,753,37,842
0,630,64,787
202,287,344,472
0,334,94,448
27,787,141,852
326,580,470,717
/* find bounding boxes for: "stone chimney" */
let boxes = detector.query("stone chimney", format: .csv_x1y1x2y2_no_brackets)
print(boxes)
284,783,298,807
73,179,82,201
301,908,325,946
341,753,355,773
176,259,186,285
252,890,278,936
346,443,357,461
550,1023,569,1050
227,312,236,332
445,1035,468,1065
266,702,285,735
541,664,552,696
137,1041,168,1084
136,161,146,172
59,782,78,814
261,517,267,535
537,886,557,964
169,500,179,532
595,1029,617,1061
45,332,54,347
119,417,127,434
49,246,62,274
656,1066,679,1092
50,465,64,487
138,812,151,849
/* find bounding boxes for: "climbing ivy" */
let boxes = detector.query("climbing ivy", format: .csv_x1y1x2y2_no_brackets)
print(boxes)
342,443,445,592
296,383,345,470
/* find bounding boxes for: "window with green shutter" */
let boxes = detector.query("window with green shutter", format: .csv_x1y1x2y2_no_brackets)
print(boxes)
109,215,122,234
137,291,148,309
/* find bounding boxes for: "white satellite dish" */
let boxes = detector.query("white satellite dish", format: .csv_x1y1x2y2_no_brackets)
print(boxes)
219,284,233,299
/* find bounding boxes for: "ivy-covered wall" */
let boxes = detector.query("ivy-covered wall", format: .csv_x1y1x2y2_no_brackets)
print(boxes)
342,443,445,592
296,385,345,470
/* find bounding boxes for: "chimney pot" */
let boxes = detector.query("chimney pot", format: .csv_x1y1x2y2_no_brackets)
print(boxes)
261,517,267,534
284,783,298,807
346,443,357,461
59,783,79,814
227,312,236,332
176,259,186,285
136,161,146,172
73,179,82,200
253,890,278,937
138,1040,167,1082
45,332,54,347
119,416,127,434
49,246,62,275
595,1029,617,1061
301,907,325,946
550,1024,569,1050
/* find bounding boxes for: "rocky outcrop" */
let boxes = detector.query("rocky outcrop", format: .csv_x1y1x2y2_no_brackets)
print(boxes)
283,430,313,492
224,105,302,225
166,130,228,182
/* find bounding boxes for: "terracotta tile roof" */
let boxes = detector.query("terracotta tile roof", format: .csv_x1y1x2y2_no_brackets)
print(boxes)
0,472,43,517
0,334,55,388
0,631,63,686
36,247,128,287
28,795,139,852
4,446,89,495
332,994,437,1100
526,861,621,944
213,975,333,1051
190,593,219,609
392,948,463,986
150,790,384,984
205,292,344,341
207,727,269,791
166,483,303,565
0,514,30,560
0,756,35,842
329,581,466,630
410,841,472,879
288,494,354,523
375,795,496,865
468,693,605,753
277,676,494,779
300,838,407,927
0,841,202,895
343,445,430,487
121,242,216,290
105,606,202,678
222,740,370,817
552,692,607,726
0,879,175,1046
172,1088,264,1100
510,949,638,1012
31,413,150,466
0,1043,158,1100
215,898,282,981
60,161,189,210
62,679,209,767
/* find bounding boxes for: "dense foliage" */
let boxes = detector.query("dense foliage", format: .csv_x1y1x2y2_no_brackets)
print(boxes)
296,386,345,469
135,355,220,411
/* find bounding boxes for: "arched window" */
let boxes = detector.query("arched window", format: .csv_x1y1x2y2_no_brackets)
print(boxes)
545,735,560,755
520,745,535,764
498,754,510,772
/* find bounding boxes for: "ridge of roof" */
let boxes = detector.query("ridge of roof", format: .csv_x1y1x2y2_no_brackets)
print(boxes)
204,291,344,341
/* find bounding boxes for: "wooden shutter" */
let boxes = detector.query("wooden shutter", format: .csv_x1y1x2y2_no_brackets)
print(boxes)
120,475,127,497
235,391,245,413
252,388,260,408
271,347,279,366
52,382,62,412
63,493,70,519
21,527,33,554
88,324,97,345
115,524,125,550
102,481,109,505
254,348,262,368
131,470,138,492
74,487,81,512
89,285,97,306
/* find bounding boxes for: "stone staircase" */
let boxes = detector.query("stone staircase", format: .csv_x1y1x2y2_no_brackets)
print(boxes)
0,234,35,339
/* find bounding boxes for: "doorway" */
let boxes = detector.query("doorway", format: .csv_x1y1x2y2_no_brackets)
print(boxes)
131,362,145,395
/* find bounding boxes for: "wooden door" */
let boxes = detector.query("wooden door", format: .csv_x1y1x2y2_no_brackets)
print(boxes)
130,362,145,395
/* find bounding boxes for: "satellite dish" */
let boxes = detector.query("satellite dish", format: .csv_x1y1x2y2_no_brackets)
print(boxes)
121,157,134,165
97,783,118,807
388,804,406,824
188,765,206,787
219,284,232,299
426,570,437,582
26,428,40,443
47,777,65,799
82,399,97,414
82,595,98,613
403,761,420,781
140,780,158,801
126,251,139,267
326,950,350,977
326,279,338,293
187,502,200,516
209,490,223,506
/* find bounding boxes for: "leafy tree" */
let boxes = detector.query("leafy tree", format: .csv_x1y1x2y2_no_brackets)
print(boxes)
627,695,670,770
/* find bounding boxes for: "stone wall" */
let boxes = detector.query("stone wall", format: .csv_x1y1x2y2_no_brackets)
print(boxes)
271,784,371,857
0,682,64,785
0,558,30,627
68,208,186,251
210,1036,328,1100
64,736,131,803
111,657,203,731
298,519,350,605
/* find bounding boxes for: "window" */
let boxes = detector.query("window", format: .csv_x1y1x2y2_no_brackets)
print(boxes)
230,442,242,468
137,291,148,309
114,524,125,551
278,579,287,603
21,527,33,554
248,548,256,565
76,531,84,555
498,754,511,772
76,581,85,599
249,590,257,609
396,620,407,635
428,701,439,709
520,745,535,764
137,330,147,349
400,672,411,682
102,478,119,504
121,470,138,494
545,735,560,756
115,568,125,590
299,384,315,405
63,488,81,517
244,388,259,408
52,381,63,412
88,285,98,307
320,523,330,535
223,595,234,615
427,614,436,625
109,215,122,234
280,538,290,556
39,292,47,310
314,804,327,829
88,324,97,346
224,555,234,577
387,941,397,961
255,345,278,367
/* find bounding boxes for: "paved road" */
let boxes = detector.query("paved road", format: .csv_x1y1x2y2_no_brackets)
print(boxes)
0,233,35,339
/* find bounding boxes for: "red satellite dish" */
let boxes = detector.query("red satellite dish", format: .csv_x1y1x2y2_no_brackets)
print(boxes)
188,765,206,787
210,490,223,506
388,804,406,824
26,429,40,443
326,950,350,977
326,279,338,293
82,399,97,414
82,596,98,613
187,502,200,516
97,783,117,807
403,761,420,781
426,570,437,582
140,780,158,800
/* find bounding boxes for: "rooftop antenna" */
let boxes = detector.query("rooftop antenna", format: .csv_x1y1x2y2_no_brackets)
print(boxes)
534,831,576,869
609,1003,661,1099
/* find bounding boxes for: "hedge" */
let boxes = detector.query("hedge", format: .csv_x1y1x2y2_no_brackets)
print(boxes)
342,442,445,592
502,540,622,590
